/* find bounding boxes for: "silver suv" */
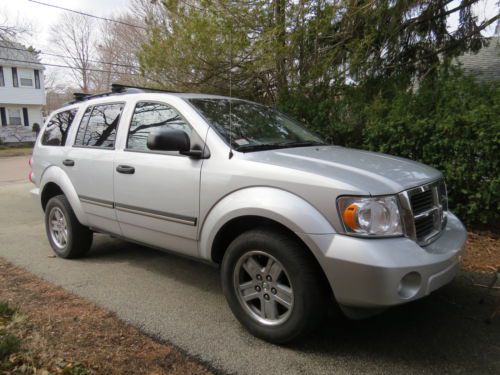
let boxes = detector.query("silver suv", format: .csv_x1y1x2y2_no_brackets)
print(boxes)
31,85,466,343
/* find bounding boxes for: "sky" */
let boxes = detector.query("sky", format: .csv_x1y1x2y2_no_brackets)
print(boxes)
0,0,498,87
1,0,132,85
2,0,131,47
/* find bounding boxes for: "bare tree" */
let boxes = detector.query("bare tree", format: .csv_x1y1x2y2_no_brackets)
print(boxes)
93,13,147,90
0,10,32,42
44,71,78,114
49,13,96,93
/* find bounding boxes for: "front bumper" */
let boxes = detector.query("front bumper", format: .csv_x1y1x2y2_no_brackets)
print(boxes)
305,212,466,310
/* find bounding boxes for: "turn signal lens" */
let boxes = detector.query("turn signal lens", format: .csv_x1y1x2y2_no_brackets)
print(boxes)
342,203,359,230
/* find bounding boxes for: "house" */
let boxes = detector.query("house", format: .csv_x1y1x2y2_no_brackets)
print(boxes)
0,41,45,143
456,36,500,82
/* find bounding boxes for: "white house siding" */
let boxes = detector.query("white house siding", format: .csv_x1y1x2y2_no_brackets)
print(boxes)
0,64,45,106
0,59,46,143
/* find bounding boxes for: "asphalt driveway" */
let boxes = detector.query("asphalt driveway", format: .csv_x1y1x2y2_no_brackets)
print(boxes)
0,156,498,374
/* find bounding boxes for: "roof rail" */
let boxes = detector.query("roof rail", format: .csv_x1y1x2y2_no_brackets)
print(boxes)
72,92,89,101
62,83,181,107
111,83,181,94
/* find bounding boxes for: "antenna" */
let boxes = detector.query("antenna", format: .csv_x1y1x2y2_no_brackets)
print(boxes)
228,0,234,159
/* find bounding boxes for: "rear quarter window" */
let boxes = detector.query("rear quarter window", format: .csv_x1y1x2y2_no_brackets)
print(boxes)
41,108,79,146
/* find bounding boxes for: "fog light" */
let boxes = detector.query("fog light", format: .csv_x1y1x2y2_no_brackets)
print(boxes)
397,272,421,299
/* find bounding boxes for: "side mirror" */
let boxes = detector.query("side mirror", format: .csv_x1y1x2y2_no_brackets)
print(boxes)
147,128,190,152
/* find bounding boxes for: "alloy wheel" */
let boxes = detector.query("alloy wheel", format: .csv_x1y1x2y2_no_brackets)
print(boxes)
233,250,294,326
49,207,68,249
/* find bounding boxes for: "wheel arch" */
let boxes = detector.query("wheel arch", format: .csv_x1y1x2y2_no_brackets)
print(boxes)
211,216,298,264
41,182,64,210
199,187,335,262
39,166,89,226
199,187,337,295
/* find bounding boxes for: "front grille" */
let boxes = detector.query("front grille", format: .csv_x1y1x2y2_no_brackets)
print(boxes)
415,216,435,239
403,179,448,245
410,189,434,215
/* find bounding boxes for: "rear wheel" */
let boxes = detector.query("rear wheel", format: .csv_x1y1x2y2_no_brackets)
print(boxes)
221,228,328,344
45,195,93,258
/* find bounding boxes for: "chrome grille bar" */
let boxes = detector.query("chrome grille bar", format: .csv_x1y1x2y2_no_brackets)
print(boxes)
398,179,448,246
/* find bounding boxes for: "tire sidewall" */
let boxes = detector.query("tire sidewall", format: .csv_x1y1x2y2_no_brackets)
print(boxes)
221,230,318,343
45,196,75,258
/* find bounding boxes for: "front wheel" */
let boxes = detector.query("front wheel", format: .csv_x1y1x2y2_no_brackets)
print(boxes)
45,195,93,259
221,228,328,344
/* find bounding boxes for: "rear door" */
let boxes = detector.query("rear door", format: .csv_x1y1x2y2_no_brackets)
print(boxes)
64,102,125,235
113,100,204,257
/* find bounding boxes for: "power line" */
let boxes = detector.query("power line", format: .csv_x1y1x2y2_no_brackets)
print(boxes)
28,0,147,30
0,56,144,76
0,44,140,70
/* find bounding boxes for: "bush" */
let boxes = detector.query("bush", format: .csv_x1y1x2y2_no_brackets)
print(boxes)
281,67,499,226
32,123,40,135
362,68,499,226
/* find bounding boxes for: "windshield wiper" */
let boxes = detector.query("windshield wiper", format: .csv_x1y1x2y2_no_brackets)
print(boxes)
235,141,327,153
235,143,291,152
282,141,327,148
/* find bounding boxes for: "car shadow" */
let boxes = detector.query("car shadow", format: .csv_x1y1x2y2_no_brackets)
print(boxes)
81,234,221,292
82,235,499,373
293,273,499,372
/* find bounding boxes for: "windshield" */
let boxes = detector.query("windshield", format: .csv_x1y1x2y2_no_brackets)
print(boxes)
188,98,326,152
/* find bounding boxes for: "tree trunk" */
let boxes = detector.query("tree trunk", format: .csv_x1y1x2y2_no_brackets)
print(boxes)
274,0,288,102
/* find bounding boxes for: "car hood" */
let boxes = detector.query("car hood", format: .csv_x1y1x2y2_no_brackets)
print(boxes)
243,145,442,195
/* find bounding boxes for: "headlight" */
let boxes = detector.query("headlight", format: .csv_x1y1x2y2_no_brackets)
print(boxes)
337,196,403,236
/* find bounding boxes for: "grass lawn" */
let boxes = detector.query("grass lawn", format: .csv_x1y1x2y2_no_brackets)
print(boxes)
0,144,33,158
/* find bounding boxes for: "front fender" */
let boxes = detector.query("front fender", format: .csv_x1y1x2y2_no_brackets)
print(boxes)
198,187,336,261
40,166,89,226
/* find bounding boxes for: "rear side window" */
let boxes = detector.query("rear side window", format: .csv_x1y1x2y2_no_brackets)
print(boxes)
74,103,124,148
127,102,192,151
41,109,78,146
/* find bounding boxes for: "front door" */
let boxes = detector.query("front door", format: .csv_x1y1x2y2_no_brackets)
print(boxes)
113,101,203,257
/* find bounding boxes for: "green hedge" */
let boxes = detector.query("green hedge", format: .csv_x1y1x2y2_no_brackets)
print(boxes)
282,68,500,226
363,69,499,226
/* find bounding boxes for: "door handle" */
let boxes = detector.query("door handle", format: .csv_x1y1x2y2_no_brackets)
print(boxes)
62,159,75,167
116,165,135,174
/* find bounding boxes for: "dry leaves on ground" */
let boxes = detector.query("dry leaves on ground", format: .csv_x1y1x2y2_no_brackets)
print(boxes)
0,258,214,375
462,231,499,273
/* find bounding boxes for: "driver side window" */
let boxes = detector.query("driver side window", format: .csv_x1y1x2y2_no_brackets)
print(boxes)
127,102,192,152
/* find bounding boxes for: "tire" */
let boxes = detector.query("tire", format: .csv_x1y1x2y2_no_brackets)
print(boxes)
221,228,328,344
45,194,93,259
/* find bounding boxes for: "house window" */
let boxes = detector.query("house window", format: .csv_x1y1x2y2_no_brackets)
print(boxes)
8,109,22,125
20,78,33,86
34,70,40,89
0,67,4,87
12,68,18,87
19,70,33,87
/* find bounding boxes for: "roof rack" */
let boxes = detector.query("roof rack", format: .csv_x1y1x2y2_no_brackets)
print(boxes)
111,83,181,94
63,83,181,106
